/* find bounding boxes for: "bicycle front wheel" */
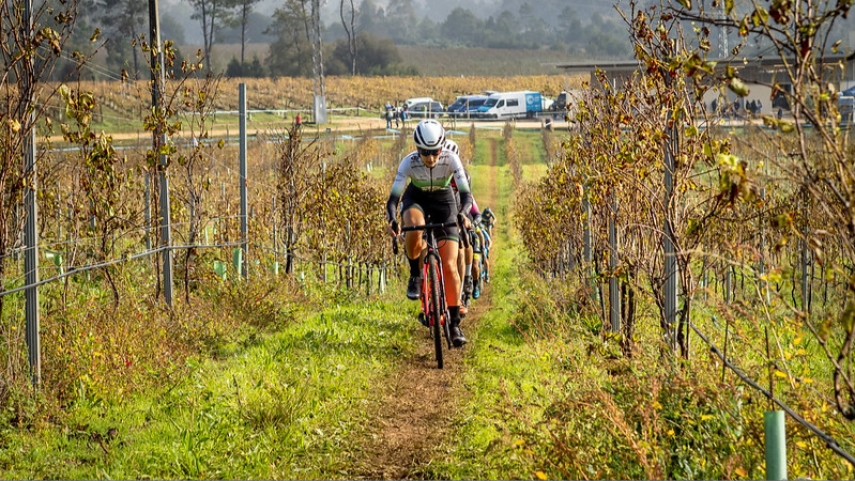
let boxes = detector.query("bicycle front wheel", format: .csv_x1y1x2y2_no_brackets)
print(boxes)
428,256,444,369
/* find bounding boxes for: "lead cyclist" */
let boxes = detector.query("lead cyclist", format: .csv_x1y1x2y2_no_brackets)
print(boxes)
386,120,473,347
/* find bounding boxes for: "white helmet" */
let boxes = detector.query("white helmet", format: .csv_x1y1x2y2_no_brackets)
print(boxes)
413,119,445,150
444,138,460,155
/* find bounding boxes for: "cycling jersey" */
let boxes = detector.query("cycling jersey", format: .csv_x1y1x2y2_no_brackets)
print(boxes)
386,150,473,223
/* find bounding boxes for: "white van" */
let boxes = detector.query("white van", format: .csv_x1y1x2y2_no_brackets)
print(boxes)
476,91,544,120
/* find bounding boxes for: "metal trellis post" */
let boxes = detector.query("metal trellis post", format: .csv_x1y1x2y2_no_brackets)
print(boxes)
24,0,41,388
239,83,249,280
664,121,679,350
149,0,173,305
609,193,621,334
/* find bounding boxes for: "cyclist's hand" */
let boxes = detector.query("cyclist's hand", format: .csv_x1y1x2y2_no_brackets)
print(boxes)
387,220,400,238
461,216,472,230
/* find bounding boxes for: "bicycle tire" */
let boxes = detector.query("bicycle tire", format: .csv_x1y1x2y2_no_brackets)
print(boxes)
428,256,444,369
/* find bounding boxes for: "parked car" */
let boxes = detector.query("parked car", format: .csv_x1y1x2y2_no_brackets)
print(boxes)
446,95,488,118
404,97,434,109
407,101,445,119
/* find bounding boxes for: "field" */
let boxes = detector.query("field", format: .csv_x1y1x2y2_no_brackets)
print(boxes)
181,43,582,78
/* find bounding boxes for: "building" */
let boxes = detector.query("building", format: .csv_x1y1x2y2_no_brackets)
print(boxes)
555,54,855,117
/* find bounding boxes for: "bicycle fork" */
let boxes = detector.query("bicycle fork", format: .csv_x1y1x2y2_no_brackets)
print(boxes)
422,250,453,348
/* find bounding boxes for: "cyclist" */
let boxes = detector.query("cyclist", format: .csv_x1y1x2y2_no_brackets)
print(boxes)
471,218,492,298
482,207,496,235
386,120,473,347
445,138,479,310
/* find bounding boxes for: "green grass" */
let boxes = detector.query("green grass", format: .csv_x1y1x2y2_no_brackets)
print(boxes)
0,297,420,479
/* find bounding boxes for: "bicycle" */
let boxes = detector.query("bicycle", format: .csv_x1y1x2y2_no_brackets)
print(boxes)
393,215,468,369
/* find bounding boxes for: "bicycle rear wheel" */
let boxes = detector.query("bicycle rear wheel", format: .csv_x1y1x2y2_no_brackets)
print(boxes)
428,256,444,369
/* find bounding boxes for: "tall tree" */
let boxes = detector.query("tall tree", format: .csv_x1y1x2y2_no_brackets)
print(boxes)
385,0,416,40
339,0,357,75
234,0,261,65
97,0,146,78
266,3,313,76
190,0,237,72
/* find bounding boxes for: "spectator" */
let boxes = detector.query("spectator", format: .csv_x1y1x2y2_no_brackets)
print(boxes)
385,103,394,129
395,104,401,128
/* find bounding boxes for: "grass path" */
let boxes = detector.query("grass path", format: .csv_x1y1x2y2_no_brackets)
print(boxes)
347,132,505,479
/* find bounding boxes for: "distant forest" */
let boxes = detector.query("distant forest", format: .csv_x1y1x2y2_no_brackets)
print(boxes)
57,0,632,81
60,0,855,81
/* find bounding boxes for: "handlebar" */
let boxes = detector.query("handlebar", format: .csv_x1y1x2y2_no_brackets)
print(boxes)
391,215,470,253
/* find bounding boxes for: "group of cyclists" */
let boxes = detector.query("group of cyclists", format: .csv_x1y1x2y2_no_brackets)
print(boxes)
386,119,495,348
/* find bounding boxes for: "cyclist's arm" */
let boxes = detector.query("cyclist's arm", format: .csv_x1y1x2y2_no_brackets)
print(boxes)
469,198,481,218
386,157,411,223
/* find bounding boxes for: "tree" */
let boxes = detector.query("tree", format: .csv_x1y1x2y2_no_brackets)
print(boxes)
1,0,86,384
96,0,147,78
190,0,237,72
233,0,261,66
384,0,417,40
266,3,314,76
327,33,403,75
663,0,855,419
356,0,385,37
440,7,482,47
339,0,357,75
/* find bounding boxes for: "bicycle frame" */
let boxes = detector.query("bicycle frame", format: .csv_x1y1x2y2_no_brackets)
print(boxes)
396,216,467,368
420,230,452,349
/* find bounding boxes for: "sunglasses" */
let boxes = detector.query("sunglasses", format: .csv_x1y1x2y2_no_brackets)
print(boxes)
418,147,442,157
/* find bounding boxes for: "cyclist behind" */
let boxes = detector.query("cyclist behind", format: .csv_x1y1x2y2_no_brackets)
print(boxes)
386,120,473,347
471,217,492,297
444,138,480,310
482,207,496,235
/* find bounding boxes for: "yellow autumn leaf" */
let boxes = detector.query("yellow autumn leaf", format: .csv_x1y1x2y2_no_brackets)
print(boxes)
701,414,714,421
774,370,788,379
734,467,748,477
7,119,21,133
535,471,548,480
796,441,808,449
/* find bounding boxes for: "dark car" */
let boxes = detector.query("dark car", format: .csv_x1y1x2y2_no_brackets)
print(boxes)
407,101,445,119
446,95,487,118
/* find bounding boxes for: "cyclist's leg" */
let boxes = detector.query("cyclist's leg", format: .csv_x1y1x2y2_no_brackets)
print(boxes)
472,252,482,288
402,207,427,300
402,207,426,258
439,239,467,346
439,239,461,308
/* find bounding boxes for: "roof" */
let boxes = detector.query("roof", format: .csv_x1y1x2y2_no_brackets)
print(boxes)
555,53,853,73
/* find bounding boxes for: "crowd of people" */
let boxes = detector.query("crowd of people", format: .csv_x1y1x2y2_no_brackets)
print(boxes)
384,103,409,129
709,98,764,118
385,120,495,347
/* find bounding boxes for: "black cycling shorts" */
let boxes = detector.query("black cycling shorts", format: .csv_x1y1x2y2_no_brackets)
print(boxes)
401,185,459,242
